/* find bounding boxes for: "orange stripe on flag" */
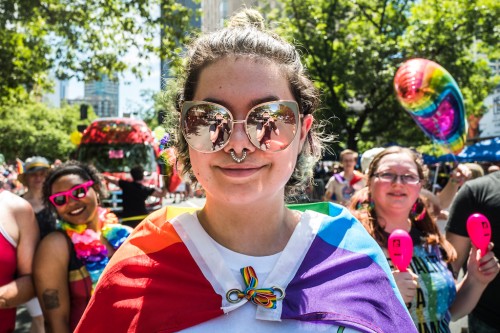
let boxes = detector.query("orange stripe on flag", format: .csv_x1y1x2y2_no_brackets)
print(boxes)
16,158,24,174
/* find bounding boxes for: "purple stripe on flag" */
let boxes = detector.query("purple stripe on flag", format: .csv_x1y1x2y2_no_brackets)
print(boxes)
281,236,417,333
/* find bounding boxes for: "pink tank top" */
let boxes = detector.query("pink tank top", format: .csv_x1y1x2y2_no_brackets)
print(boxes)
0,223,17,333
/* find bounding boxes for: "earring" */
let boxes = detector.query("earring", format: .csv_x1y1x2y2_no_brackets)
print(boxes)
368,199,375,211
411,198,426,221
356,197,374,211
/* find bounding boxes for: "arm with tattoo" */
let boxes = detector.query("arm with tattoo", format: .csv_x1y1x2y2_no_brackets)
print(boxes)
34,232,71,333
42,289,60,310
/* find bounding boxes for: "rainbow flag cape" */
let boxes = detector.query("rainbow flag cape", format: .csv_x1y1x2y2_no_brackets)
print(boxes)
76,202,416,333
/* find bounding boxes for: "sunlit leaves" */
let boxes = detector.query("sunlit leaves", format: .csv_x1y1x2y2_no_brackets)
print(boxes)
0,102,96,161
271,0,498,152
0,0,197,101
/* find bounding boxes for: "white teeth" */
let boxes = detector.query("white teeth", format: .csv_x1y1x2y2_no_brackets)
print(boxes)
70,207,84,215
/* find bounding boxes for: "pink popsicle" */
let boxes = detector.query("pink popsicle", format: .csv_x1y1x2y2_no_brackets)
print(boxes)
388,229,413,272
466,213,491,257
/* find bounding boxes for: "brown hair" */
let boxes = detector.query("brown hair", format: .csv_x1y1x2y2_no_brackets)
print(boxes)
339,149,359,163
349,146,456,262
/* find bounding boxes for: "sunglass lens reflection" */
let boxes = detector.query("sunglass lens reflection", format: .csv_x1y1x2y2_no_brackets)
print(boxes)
73,187,87,199
53,195,66,206
247,103,297,152
183,105,232,152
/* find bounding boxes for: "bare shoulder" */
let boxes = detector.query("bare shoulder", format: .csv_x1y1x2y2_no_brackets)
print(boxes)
37,231,69,257
34,231,70,291
35,231,70,273
0,190,33,213
0,191,36,230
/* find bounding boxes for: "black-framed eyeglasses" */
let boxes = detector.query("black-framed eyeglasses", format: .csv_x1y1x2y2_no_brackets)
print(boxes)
373,172,421,185
181,100,301,153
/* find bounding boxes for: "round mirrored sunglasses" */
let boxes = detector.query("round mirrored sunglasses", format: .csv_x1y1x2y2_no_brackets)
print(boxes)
181,100,301,153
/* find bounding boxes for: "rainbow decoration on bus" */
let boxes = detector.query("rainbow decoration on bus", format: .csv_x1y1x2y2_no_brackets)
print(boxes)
394,58,467,155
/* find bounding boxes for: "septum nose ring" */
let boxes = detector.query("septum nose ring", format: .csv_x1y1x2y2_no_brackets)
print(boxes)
230,149,247,163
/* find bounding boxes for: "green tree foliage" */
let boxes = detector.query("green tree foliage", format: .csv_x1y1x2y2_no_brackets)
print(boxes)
270,0,499,154
128,84,178,132
0,102,96,162
0,0,197,101
153,78,181,137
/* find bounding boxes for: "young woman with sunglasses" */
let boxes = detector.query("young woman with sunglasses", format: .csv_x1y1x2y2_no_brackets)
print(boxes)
76,9,417,333
348,146,499,332
33,161,131,332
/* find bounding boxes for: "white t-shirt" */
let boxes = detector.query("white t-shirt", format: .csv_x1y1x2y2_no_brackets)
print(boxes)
180,215,362,333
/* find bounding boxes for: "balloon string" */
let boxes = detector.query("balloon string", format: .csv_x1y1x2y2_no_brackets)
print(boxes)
432,163,439,194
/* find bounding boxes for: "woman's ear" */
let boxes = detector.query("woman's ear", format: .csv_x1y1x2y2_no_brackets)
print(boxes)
298,114,313,151
300,115,314,140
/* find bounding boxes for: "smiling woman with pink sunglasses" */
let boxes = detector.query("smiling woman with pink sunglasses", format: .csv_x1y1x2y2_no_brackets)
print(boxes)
33,161,131,333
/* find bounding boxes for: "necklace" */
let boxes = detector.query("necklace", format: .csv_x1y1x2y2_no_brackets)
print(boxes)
59,207,132,289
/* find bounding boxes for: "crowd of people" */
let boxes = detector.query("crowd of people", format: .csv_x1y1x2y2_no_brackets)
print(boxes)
1,7,499,333
308,146,500,332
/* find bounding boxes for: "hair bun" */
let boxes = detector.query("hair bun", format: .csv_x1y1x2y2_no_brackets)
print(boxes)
228,8,266,30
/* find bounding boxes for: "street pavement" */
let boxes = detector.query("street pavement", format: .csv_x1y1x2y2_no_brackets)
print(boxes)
164,194,205,208
15,196,468,332
14,306,30,333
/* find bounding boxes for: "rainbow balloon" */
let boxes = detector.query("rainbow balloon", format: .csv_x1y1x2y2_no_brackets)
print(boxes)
394,58,467,154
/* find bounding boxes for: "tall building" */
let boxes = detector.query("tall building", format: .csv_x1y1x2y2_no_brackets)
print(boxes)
84,75,119,117
42,73,69,108
201,0,260,32
478,59,500,138
160,0,201,89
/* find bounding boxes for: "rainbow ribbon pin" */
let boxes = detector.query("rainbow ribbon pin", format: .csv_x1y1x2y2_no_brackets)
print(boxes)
226,266,285,309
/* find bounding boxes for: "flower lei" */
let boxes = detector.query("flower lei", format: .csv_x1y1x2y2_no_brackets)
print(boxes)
59,207,132,290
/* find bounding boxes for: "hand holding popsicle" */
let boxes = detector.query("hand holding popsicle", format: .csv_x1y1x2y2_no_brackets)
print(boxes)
388,229,413,272
466,213,492,257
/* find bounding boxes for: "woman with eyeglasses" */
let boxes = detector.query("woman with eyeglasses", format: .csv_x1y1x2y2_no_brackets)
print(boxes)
349,146,499,332
33,161,131,333
76,9,417,333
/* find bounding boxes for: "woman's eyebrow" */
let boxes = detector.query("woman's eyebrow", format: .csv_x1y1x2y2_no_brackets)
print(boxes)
202,97,225,105
202,95,282,111
249,95,281,107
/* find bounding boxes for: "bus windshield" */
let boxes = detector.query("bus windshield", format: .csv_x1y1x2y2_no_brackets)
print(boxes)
77,143,157,173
